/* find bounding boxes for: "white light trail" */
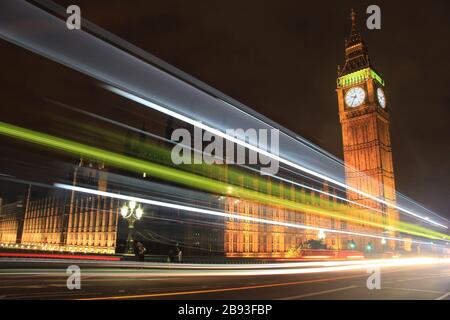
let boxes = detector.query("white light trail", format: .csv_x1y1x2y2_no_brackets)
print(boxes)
1,257,448,278
54,183,440,246
0,0,443,229
106,86,448,230
261,168,387,215
148,257,450,277
52,99,388,218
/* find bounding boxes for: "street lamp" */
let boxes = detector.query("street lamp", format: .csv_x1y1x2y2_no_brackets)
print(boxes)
121,201,144,254
318,229,326,240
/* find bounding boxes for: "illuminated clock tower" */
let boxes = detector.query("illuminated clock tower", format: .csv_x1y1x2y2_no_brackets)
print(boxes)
336,9,398,248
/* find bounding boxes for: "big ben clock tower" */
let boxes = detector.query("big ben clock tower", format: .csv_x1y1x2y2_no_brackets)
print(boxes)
336,9,398,248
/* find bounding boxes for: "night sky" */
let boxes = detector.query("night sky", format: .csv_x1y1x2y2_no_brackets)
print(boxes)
1,0,449,218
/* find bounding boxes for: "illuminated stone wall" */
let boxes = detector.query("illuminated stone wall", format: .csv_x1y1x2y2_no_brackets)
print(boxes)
19,193,119,254
224,179,348,258
15,160,119,254
21,196,65,246
65,194,119,254
0,201,22,244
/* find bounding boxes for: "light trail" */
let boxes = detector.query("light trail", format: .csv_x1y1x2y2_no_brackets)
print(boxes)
44,103,445,237
54,183,444,246
46,98,175,147
1,122,447,240
47,100,385,217
251,165,386,215
73,275,388,300
106,86,448,230
3,258,446,285
0,253,119,261
0,0,446,230
2,257,447,270
1,257,448,277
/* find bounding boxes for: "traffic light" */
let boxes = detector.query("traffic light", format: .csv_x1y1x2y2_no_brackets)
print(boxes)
366,243,373,251
347,240,356,249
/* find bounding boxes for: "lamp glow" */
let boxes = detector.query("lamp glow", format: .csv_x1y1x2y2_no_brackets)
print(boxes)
135,207,143,219
120,205,129,218
318,230,326,240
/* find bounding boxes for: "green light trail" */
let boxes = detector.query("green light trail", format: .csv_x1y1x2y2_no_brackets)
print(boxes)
0,121,448,241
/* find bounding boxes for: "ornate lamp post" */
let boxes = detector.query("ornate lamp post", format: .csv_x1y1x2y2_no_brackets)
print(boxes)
120,200,144,254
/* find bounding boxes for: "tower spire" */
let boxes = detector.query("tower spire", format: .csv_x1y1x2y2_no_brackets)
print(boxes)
351,8,356,30
339,8,371,76
346,8,362,47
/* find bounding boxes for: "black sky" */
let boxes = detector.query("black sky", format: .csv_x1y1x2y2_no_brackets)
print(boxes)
1,0,449,217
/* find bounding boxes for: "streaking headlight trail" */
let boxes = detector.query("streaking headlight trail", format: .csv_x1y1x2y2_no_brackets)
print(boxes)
0,121,447,241
53,183,440,247
106,85,449,230
0,0,446,230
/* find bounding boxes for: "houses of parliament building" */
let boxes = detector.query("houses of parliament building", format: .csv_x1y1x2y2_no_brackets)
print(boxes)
0,10,401,257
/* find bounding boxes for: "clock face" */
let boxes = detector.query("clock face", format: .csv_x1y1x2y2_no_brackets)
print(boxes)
345,86,366,108
377,88,386,108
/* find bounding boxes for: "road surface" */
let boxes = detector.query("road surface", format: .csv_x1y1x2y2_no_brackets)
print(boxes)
0,258,448,300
